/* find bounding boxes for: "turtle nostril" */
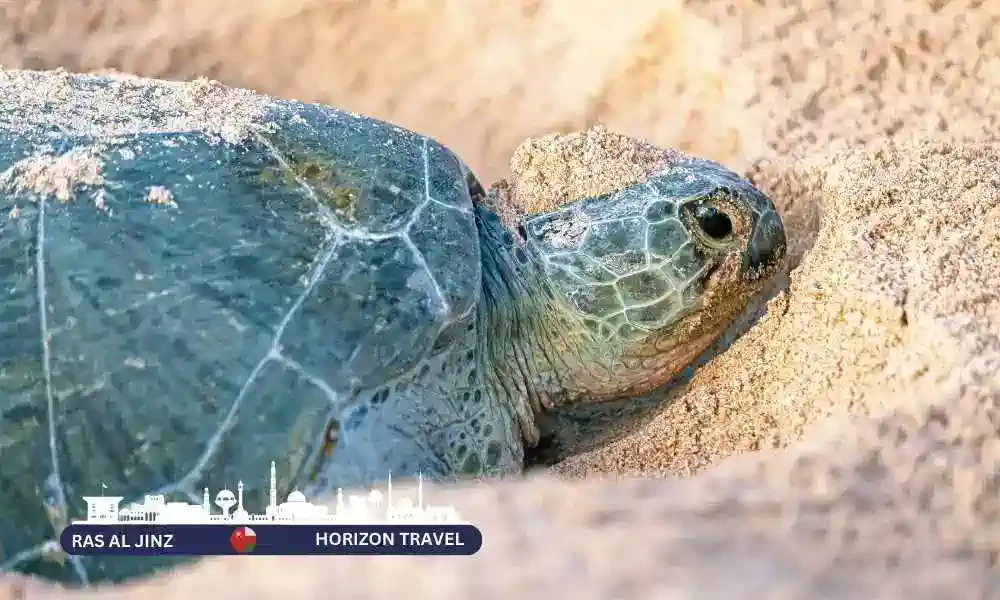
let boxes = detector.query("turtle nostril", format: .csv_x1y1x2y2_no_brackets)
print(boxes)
695,207,733,240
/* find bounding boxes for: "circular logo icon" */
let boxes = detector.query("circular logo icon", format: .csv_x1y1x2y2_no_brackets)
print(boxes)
230,526,257,553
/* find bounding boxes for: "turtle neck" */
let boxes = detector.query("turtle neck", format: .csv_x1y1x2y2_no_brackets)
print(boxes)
472,203,592,447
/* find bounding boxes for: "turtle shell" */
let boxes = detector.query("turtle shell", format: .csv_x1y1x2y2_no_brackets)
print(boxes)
0,70,482,583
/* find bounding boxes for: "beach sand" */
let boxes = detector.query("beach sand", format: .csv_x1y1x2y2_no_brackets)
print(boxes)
2,0,1000,597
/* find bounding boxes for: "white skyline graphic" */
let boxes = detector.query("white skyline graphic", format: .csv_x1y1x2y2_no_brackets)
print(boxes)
75,462,463,525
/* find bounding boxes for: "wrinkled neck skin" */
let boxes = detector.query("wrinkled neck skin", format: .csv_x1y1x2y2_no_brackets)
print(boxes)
474,205,570,446
474,205,644,446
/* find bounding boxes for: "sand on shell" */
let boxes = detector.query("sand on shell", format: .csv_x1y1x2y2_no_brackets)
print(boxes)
2,0,1000,597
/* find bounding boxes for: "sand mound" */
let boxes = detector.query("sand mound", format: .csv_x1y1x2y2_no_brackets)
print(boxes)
2,0,1000,597
485,125,679,229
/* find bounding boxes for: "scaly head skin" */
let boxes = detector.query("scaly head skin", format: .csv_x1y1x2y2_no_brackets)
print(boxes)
476,155,786,445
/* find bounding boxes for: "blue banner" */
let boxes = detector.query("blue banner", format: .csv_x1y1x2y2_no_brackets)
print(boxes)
59,524,482,556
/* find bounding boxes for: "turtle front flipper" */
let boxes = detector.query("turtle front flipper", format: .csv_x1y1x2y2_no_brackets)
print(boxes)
302,311,525,494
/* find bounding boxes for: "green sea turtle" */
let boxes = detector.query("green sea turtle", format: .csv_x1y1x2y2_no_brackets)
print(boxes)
0,70,786,584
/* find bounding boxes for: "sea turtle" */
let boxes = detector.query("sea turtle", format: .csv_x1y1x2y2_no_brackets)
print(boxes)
0,70,786,584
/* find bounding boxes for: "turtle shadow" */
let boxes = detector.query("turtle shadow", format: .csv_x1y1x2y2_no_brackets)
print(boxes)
526,270,794,471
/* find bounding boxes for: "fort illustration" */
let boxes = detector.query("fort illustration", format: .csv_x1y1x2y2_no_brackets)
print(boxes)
76,462,463,525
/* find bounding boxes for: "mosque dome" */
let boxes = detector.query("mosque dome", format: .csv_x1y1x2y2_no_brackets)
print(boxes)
287,490,307,503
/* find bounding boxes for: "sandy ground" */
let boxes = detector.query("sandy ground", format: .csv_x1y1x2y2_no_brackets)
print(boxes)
2,0,1000,597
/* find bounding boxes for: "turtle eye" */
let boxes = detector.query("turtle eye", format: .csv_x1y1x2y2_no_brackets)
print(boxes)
682,194,737,250
695,206,733,240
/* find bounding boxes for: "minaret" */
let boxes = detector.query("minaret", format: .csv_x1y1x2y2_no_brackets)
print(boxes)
417,472,424,510
237,480,245,512
202,487,210,514
269,461,278,516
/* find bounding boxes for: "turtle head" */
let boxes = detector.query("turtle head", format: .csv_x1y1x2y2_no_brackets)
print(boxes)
516,157,786,402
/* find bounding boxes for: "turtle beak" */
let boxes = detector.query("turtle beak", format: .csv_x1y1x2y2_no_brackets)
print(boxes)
742,204,787,281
